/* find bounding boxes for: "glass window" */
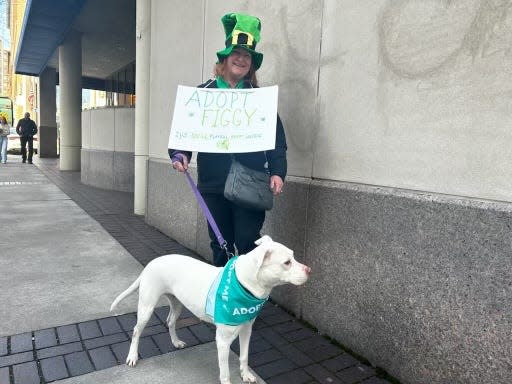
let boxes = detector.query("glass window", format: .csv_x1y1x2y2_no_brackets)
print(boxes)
105,61,135,107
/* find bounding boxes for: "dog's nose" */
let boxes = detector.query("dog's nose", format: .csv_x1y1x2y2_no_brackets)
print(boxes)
304,265,311,274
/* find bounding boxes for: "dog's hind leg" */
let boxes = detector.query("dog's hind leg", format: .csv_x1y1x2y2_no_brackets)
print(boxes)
238,320,257,383
165,294,186,348
126,300,157,367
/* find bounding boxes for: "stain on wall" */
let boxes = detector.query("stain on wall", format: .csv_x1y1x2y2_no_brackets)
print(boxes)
379,0,512,79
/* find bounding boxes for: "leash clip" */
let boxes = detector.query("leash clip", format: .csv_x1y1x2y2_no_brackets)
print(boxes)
220,241,235,260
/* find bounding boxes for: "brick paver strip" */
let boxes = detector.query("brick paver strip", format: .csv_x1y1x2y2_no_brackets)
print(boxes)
40,356,68,382
266,368,313,384
0,366,9,384
175,316,202,329
137,324,167,338
78,321,102,339
36,341,83,360
246,337,273,354
294,335,332,351
0,352,34,368
321,353,359,372
56,324,80,344
188,323,216,343
97,317,122,335
111,341,130,363
0,338,6,356
151,333,176,354
89,346,118,370
12,361,39,384
259,303,283,317
255,358,298,380
304,363,344,384
117,313,137,332
282,327,317,342
138,337,160,359
272,320,305,335
307,344,344,363
83,333,128,350
257,328,289,347
10,333,32,354
34,328,58,350
262,312,295,326
362,378,392,384
249,348,283,367
153,306,169,323
337,365,376,383
249,330,263,341
64,351,94,376
175,328,200,348
146,313,162,328
276,343,315,367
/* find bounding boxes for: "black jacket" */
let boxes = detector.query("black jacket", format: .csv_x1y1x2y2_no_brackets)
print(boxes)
169,79,288,194
16,118,38,137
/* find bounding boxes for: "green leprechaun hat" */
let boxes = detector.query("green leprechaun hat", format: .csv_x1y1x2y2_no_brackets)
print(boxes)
216,13,264,70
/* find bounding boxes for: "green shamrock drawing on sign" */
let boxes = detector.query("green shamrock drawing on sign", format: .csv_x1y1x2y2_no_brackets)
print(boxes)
216,139,230,150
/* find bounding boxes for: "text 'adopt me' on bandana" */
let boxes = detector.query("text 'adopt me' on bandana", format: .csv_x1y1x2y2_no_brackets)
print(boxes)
205,257,268,325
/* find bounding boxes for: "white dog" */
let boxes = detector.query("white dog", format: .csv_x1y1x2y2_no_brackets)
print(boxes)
110,235,311,384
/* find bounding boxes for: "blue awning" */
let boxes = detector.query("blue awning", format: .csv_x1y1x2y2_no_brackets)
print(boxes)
15,0,87,76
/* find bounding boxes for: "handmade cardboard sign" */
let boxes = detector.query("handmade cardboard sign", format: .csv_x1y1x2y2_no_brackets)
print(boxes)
168,85,278,153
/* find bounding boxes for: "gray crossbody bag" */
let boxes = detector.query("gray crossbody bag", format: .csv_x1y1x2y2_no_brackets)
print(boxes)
224,154,273,211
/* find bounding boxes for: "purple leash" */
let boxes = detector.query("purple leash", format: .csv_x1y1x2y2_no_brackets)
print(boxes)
183,169,233,258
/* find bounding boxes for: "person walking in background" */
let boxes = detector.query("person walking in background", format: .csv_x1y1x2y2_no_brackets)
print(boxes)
16,112,38,164
0,115,9,164
169,13,287,267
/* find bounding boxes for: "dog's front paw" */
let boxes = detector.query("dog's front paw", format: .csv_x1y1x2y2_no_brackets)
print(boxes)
172,339,187,349
126,353,138,367
241,370,257,383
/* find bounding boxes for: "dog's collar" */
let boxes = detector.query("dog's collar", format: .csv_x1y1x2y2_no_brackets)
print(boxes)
205,257,267,325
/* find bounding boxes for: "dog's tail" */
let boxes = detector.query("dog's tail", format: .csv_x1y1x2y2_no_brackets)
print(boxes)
110,276,141,312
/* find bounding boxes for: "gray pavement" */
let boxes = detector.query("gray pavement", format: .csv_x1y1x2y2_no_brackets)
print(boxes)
0,159,141,335
0,156,392,384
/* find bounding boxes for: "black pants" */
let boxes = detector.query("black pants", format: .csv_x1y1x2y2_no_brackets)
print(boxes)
20,136,34,161
202,193,265,267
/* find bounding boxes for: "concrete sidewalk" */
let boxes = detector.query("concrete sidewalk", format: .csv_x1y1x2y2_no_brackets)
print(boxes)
0,159,142,335
0,157,391,384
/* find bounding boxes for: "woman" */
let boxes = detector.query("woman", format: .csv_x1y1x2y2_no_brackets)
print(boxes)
0,115,10,164
169,13,287,267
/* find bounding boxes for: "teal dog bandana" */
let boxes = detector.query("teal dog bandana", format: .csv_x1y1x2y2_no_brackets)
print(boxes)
206,257,267,325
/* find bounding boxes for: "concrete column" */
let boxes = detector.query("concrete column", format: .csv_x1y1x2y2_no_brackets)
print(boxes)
58,30,82,170
38,67,58,157
134,0,151,214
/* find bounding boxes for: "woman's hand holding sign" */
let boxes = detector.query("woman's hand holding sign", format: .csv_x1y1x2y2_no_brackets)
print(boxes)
270,175,284,195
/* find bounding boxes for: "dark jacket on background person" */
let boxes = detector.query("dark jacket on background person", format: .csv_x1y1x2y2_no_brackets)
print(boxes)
16,118,38,137
168,79,287,194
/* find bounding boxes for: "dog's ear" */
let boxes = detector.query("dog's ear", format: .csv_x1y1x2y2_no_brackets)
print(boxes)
255,235,273,246
254,242,273,270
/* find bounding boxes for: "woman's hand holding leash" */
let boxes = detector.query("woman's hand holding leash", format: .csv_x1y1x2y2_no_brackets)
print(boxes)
171,154,189,173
